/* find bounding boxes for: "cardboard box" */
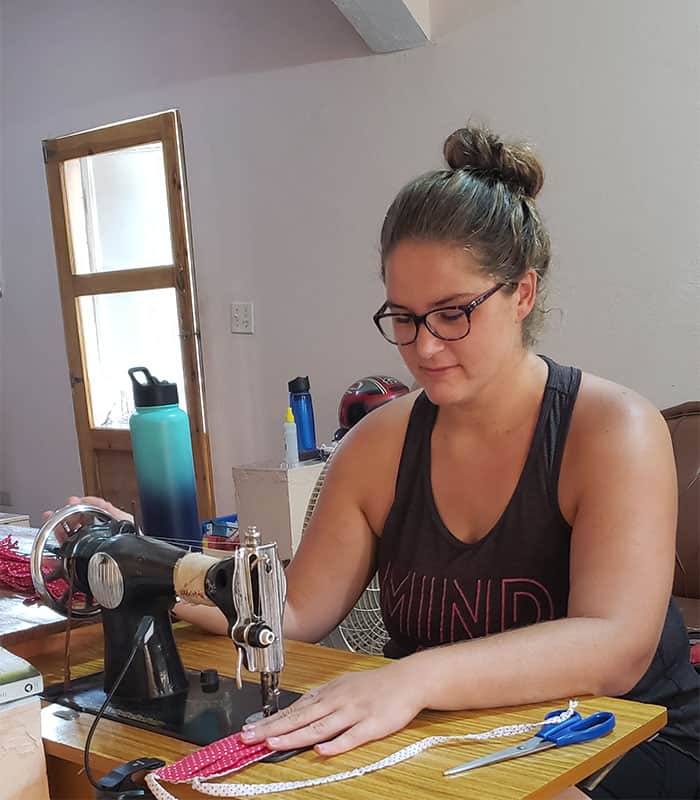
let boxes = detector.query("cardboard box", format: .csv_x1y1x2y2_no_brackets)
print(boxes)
232,461,325,561
0,695,50,799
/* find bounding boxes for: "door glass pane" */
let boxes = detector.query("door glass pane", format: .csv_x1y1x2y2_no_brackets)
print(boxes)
64,143,173,274
78,288,186,429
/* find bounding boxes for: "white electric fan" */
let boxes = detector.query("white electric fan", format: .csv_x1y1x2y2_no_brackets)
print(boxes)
302,449,389,655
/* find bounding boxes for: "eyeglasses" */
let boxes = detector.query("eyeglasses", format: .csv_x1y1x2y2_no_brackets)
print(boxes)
373,283,507,346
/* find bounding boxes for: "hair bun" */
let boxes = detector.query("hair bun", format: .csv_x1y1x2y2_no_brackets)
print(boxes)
443,125,544,199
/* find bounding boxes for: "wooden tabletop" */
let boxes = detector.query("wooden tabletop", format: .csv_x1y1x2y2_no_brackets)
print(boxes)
28,624,666,800
0,526,99,647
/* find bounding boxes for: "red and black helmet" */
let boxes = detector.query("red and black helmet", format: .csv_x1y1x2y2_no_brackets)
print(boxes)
335,375,410,439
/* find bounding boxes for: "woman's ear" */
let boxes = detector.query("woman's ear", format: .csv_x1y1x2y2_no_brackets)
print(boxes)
514,269,537,322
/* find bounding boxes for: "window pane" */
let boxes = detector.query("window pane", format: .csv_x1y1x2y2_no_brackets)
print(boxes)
78,289,186,428
65,143,173,274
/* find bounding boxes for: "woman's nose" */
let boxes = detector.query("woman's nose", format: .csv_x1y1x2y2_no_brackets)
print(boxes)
414,321,445,358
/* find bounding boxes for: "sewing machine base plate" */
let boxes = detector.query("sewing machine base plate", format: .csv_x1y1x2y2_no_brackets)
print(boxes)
43,669,304,762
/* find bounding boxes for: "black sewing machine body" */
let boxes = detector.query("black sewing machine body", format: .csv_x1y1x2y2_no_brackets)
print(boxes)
33,509,300,748
68,529,189,701
44,666,301,748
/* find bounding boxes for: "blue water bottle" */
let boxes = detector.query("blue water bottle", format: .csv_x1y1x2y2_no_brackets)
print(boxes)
128,367,201,549
288,376,317,458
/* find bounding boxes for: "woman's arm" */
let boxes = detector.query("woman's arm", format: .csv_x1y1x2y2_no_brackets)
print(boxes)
282,395,412,640
43,464,385,641
173,438,379,637
177,400,408,638
281,436,382,642
240,384,677,755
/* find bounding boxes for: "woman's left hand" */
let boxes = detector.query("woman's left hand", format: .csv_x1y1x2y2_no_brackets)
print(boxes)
240,661,426,756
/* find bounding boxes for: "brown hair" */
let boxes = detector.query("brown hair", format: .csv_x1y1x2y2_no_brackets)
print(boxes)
380,125,551,346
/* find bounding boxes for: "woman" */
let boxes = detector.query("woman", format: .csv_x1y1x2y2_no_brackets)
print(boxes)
65,126,698,799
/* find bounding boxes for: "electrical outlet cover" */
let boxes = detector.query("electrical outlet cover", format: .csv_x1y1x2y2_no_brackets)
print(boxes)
231,302,254,334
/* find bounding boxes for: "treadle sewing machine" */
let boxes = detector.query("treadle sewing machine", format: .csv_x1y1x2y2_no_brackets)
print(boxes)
30,504,301,750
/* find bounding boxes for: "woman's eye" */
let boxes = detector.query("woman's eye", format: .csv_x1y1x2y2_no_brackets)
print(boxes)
436,309,464,323
394,315,413,326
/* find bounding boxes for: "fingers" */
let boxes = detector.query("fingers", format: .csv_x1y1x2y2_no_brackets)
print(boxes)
255,709,354,752
240,666,420,757
78,496,115,514
72,496,134,523
240,682,382,754
41,497,99,524
314,721,378,756
242,699,382,756
41,496,134,533
241,688,330,743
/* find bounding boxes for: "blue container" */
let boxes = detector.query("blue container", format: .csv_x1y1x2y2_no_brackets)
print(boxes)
288,376,317,456
201,513,238,539
128,367,201,549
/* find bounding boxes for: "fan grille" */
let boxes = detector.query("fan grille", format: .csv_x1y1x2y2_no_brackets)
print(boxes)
304,450,389,656
320,573,389,655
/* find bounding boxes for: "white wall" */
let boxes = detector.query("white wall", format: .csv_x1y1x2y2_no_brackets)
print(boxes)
1,0,698,525
0,0,3,504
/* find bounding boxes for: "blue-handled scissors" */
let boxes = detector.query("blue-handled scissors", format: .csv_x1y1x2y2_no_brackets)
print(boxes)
444,709,616,777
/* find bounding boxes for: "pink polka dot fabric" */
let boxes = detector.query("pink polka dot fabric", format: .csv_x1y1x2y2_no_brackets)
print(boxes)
153,733,274,782
145,704,580,799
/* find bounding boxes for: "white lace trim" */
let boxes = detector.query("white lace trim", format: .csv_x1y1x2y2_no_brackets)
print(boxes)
145,700,578,799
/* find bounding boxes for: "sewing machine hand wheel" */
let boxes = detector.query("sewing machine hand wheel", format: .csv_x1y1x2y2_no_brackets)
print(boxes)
31,503,123,617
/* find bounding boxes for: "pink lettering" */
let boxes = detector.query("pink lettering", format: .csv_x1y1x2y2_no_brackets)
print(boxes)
381,566,558,647
449,579,485,640
382,567,413,634
501,578,555,631
440,577,447,640
427,576,435,640
417,575,427,639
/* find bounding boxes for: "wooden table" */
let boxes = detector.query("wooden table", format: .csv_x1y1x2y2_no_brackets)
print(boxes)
0,526,99,647
23,625,665,800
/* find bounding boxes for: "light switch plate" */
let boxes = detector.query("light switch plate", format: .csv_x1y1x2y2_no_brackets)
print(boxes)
231,302,254,334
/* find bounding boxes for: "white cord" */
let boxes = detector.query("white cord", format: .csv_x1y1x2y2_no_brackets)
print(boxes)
145,701,578,799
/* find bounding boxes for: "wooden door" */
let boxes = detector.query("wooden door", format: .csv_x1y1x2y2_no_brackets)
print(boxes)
43,111,215,524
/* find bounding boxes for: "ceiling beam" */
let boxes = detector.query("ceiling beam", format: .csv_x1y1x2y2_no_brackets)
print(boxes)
330,0,431,53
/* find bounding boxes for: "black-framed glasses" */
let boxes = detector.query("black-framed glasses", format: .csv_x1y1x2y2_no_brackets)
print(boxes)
373,283,507,345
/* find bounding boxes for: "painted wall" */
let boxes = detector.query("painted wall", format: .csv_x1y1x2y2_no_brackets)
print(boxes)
0,0,3,503
1,0,698,525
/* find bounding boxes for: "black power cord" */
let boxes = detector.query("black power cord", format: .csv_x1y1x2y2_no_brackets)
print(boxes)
82,615,159,797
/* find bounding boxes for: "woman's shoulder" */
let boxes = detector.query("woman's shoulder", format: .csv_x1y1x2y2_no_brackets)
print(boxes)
322,389,422,530
573,370,666,435
564,369,672,482
327,389,419,478
337,388,422,458
558,369,675,523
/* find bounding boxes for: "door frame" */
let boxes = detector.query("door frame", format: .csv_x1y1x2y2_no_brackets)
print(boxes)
43,110,215,520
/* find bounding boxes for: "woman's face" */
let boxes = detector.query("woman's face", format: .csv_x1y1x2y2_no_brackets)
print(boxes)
382,239,532,407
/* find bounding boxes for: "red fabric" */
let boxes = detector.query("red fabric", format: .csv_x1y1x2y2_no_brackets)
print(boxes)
690,642,700,666
0,534,77,599
153,732,274,783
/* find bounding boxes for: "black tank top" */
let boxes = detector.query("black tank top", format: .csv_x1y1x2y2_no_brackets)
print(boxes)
377,355,699,755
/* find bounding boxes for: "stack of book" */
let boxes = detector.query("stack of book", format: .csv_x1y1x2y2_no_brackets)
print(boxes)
0,647,49,800
0,647,43,703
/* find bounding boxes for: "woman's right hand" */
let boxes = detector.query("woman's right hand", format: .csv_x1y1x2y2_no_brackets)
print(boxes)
42,495,134,524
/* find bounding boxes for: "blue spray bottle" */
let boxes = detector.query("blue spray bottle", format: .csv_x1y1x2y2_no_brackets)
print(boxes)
288,376,317,458
128,367,201,549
